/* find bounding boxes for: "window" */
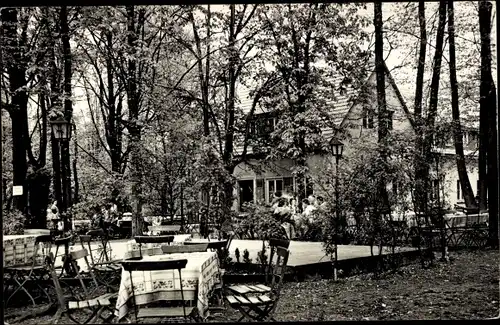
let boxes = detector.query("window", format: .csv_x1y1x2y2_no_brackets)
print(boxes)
362,108,374,129
283,177,293,195
430,179,439,202
267,179,283,203
249,115,277,139
266,177,295,204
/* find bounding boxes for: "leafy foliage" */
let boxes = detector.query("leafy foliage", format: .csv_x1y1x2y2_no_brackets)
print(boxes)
2,209,25,235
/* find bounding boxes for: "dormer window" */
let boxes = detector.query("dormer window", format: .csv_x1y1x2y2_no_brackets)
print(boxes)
249,114,278,139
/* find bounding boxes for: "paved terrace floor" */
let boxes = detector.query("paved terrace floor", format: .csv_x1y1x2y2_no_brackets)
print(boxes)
50,239,416,271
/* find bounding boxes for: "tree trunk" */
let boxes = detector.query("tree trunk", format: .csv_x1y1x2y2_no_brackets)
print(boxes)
1,8,29,213
221,4,237,222
447,0,477,209
60,6,74,230
420,1,447,219
477,0,489,211
127,5,143,237
374,1,389,211
73,124,79,204
478,0,498,247
414,1,428,214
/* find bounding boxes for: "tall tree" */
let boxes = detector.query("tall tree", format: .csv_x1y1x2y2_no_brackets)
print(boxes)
421,1,447,214
78,7,128,176
447,0,477,209
59,6,74,225
1,8,29,212
170,5,263,220
413,1,428,214
374,1,390,211
258,3,370,210
478,0,498,246
125,6,146,236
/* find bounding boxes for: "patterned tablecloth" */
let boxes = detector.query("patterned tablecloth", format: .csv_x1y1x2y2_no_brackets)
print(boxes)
115,251,220,320
123,234,193,260
3,235,38,267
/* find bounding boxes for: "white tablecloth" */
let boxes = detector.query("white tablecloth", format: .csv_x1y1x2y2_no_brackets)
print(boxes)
3,235,38,267
115,251,220,320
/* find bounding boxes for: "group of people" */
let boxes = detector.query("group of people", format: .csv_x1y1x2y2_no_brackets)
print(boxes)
91,203,119,230
270,192,327,239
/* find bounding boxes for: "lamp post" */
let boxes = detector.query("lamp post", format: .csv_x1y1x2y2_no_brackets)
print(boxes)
50,116,73,232
329,137,344,281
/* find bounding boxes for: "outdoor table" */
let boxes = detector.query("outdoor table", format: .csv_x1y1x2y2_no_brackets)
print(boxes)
3,234,53,308
3,235,38,267
114,251,220,321
124,234,193,260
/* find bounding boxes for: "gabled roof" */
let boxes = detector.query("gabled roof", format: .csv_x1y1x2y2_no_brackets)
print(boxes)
237,61,414,131
234,61,414,155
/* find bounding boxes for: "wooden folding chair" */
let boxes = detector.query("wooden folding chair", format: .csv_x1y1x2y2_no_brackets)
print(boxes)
79,231,121,291
209,236,234,309
266,238,290,284
4,234,54,308
47,248,118,324
120,259,200,323
53,236,78,278
134,235,175,258
161,243,209,254
225,246,290,322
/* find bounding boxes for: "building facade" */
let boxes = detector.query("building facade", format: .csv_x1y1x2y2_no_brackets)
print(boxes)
232,64,480,212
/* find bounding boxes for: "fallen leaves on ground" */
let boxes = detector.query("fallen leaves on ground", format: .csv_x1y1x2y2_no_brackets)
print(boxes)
10,249,499,324
221,249,499,321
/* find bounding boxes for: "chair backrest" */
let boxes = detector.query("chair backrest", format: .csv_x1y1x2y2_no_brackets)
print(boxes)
80,231,112,266
121,259,187,272
54,235,72,247
53,235,73,265
161,243,209,254
134,235,175,258
207,240,227,250
120,259,188,319
87,229,107,238
134,235,175,244
68,248,99,297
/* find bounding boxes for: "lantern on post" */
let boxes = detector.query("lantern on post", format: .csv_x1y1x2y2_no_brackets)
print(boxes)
329,137,344,164
49,116,73,233
328,136,344,281
49,116,72,141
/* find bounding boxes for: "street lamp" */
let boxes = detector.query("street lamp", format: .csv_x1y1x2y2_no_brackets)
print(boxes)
50,116,73,232
50,116,72,141
329,136,344,281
